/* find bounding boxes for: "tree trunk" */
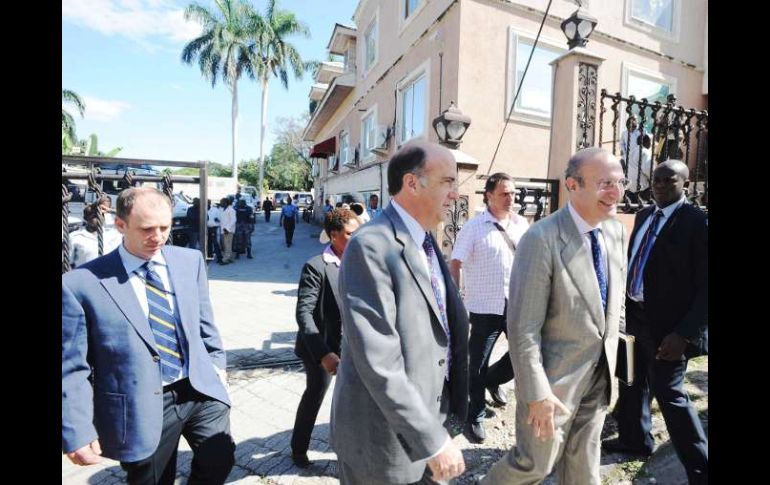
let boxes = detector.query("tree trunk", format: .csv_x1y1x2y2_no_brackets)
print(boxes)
257,76,269,198
231,80,239,182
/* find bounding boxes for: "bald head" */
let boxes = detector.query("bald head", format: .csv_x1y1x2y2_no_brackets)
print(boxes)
387,140,453,195
652,159,689,208
116,187,172,221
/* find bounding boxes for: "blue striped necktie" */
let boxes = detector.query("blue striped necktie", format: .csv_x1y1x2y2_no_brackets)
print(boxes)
628,209,664,299
142,261,184,383
589,229,608,313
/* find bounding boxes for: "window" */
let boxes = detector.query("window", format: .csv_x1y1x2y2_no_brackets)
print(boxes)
361,109,377,160
625,0,680,40
399,72,427,144
364,18,378,72
329,154,338,172
339,131,351,166
631,0,674,32
507,31,565,122
404,0,422,19
622,64,676,133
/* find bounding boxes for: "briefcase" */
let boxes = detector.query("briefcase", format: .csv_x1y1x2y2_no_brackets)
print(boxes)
616,332,635,386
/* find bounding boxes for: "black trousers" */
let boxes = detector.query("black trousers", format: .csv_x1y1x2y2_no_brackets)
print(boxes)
120,379,235,485
290,353,333,455
467,307,514,422
615,301,708,484
264,210,272,223
283,219,296,246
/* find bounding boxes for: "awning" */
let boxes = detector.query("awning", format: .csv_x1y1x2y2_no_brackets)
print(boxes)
310,137,336,158
449,148,479,169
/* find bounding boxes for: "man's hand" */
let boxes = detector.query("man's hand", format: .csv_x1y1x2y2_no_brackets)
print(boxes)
320,353,340,375
427,440,465,481
66,440,103,466
527,394,571,441
656,333,687,361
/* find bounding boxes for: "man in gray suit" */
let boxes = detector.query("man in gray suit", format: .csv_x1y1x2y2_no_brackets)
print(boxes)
482,147,627,484
331,140,470,484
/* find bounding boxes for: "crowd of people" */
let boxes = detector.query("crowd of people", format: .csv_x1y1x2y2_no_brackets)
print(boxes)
62,139,707,485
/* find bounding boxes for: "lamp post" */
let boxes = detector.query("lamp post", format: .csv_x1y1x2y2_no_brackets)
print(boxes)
560,6,598,49
432,101,471,149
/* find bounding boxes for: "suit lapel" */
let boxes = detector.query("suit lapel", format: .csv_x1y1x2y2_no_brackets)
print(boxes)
162,246,195,351
384,206,445,335
601,220,624,337
99,251,157,353
557,209,605,332
325,261,341,308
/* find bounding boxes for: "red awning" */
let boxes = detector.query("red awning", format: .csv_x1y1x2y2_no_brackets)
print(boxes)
309,137,336,158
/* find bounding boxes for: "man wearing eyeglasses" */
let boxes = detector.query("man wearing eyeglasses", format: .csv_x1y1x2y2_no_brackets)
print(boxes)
603,160,708,484
483,147,627,485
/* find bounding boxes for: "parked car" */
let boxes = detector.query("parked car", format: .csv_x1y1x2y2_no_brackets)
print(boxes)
295,192,314,209
273,191,291,207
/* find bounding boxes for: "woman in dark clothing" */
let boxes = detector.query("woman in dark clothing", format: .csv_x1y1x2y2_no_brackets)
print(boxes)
233,199,254,259
290,208,360,469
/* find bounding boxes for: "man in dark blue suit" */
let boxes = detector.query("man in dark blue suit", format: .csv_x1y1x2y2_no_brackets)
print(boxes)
62,187,235,485
603,160,708,484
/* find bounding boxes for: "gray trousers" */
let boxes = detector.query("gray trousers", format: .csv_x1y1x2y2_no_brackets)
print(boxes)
338,459,453,485
482,359,610,485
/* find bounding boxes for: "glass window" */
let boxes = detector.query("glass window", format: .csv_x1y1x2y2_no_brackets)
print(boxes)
339,132,350,165
362,112,376,158
400,74,427,143
405,0,421,19
364,20,377,71
510,38,563,119
631,0,674,32
627,72,672,132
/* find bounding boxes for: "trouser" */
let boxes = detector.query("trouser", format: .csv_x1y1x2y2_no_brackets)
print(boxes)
468,306,514,422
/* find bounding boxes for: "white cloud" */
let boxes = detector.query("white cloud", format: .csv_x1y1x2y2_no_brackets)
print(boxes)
80,96,132,122
62,0,202,45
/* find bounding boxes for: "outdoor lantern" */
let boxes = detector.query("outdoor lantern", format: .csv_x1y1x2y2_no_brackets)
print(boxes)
560,6,598,49
432,101,472,149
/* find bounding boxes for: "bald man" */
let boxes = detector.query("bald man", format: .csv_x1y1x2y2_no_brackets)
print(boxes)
331,140,470,484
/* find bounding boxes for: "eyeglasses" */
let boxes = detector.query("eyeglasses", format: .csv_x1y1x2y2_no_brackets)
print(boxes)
595,178,629,191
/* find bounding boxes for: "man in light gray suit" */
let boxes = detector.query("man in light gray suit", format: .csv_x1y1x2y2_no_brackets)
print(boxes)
482,147,628,484
331,140,470,484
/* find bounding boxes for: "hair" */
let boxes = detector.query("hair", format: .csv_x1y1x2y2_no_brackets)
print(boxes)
349,202,365,216
324,208,356,237
116,187,172,221
564,147,610,186
483,172,514,205
219,197,230,208
387,145,427,195
83,202,101,231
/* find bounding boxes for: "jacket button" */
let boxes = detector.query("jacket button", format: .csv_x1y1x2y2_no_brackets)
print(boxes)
438,359,445,366
153,356,160,362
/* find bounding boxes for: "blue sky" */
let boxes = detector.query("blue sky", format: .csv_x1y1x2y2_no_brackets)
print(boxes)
62,0,360,166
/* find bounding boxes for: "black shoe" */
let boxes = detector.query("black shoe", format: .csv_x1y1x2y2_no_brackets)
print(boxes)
247,254,253,259
601,438,653,457
292,453,311,468
484,407,497,418
487,385,508,406
469,421,486,443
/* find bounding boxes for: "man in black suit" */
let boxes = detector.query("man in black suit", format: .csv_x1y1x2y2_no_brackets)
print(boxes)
603,160,708,484
290,208,360,469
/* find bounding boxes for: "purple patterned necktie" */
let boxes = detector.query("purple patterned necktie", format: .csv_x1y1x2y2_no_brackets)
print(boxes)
422,233,451,378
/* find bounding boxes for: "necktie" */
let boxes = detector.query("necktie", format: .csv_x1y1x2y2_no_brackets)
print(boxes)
422,233,451,377
589,229,608,313
142,262,184,383
628,209,664,299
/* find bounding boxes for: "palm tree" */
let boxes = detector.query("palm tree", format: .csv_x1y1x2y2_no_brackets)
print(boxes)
248,0,312,198
181,0,260,181
62,89,85,146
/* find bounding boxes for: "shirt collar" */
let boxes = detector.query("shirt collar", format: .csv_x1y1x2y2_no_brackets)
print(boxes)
654,194,686,217
567,201,602,235
322,244,341,267
390,199,428,247
118,243,168,275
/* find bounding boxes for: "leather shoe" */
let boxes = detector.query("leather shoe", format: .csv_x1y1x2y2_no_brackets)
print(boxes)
601,438,652,457
291,453,311,468
487,385,508,406
469,421,486,443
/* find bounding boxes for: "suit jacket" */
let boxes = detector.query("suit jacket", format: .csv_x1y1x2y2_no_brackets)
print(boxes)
507,207,626,414
629,202,708,356
62,246,230,462
294,253,342,362
331,204,469,483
